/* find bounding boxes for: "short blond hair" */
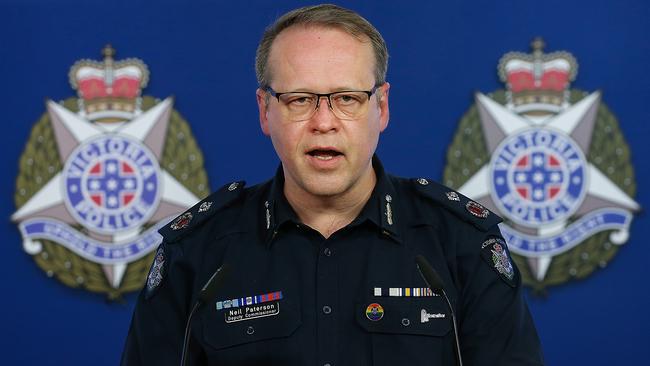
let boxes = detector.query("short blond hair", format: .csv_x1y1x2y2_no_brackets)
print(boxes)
255,4,389,88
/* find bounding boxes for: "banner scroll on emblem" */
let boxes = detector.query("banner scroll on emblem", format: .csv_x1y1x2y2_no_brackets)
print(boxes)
443,38,640,293
12,45,210,300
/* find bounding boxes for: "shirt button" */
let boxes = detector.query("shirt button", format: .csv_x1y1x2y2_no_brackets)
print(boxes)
323,247,332,256
322,305,332,314
246,326,254,335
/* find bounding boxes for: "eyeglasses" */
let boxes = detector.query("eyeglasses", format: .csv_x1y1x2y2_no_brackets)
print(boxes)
264,85,381,122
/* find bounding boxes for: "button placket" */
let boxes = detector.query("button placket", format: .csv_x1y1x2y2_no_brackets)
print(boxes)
316,239,338,366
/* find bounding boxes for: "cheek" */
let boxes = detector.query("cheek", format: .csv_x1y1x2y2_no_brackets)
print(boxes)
348,124,379,157
269,122,302,156
358,118,383,154
364,111,383,140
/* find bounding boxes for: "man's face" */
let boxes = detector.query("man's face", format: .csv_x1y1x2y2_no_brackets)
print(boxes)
257,25,390,199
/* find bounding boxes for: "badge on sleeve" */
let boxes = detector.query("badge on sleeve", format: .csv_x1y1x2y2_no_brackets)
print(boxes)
481,237,517,287
145,245,166,299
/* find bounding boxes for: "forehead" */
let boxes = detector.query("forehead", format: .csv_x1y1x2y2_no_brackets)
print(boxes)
267,25,375,90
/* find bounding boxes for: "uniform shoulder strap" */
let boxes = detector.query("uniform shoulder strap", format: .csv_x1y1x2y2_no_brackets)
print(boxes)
411,177,502,231
158,181,246,243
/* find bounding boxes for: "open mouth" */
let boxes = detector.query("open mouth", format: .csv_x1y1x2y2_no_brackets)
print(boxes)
307,148,343,161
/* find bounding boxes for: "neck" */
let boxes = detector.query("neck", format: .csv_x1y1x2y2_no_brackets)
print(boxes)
284,168,376,238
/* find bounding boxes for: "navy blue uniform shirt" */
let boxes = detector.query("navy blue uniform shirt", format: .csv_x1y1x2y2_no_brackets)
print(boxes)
122,157,544,365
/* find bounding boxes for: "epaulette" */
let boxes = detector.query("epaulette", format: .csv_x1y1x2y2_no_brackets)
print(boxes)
158,181,246,243
411,177,502,231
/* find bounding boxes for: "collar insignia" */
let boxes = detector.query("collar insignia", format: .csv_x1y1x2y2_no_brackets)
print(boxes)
384,194,394,226
264,201,271,230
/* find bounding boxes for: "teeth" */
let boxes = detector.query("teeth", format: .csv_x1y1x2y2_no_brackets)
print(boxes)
308,149,340,160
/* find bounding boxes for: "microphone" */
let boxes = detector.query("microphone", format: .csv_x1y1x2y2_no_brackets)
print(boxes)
180,264,230,366
415,255,464,366
198,264,230,303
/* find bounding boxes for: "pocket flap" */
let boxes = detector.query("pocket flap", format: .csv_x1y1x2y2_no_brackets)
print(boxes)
200,297,301,350
356,297,451,337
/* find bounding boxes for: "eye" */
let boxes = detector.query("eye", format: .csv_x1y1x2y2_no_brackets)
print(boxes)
333,92,364,106
283,93,315,106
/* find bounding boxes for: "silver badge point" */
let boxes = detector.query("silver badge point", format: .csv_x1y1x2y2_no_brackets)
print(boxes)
446,191,460,202
198,201,213,213
228,182,239,191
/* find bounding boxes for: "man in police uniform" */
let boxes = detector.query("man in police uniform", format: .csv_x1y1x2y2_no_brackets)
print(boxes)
122,4,544,365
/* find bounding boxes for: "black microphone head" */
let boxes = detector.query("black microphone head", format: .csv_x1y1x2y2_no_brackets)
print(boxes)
415,255,445,295
198,264,230,303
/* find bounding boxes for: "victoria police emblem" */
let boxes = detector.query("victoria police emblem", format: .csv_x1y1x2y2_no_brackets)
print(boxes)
145,246,166,298
443,38,640,293
481,237,516,286
491,243,514,281
11,46,210,300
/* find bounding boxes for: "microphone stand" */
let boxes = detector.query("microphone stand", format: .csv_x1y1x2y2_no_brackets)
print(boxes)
180,264,230,366
415,255,464,366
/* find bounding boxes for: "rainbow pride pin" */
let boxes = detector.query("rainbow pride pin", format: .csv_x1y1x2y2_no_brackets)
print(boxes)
366,303,384,321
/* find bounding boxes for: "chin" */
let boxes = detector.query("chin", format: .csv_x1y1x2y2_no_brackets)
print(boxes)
301,176,350,197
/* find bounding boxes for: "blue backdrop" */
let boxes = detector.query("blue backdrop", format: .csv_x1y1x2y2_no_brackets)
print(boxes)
1,0,648,365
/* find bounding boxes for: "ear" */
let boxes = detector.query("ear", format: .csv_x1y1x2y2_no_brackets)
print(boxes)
378,82,390,132
256,88,271,136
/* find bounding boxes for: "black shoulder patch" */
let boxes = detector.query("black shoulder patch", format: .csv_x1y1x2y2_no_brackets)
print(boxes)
480,237,517,288
411,177,502,231
158,181,246,243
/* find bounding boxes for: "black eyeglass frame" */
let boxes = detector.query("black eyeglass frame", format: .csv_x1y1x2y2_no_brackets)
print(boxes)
263,84,382,110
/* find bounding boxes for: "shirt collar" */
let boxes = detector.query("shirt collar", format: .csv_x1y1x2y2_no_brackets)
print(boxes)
354,155,402,243
263,155,403,246
263,165,298,244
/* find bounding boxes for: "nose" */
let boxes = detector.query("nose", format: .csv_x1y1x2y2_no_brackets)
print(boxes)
310,96,339,133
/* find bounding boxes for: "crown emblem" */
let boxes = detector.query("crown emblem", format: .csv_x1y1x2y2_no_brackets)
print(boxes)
68,45,149,122
498,38,578,115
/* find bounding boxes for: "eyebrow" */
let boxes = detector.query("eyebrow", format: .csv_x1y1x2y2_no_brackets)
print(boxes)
283,86,370,93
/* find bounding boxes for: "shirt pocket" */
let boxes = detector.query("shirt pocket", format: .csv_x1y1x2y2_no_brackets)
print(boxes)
356,297,454,365
199,296,302,351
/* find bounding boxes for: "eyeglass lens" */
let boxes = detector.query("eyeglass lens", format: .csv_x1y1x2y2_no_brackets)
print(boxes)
277,91,371,121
